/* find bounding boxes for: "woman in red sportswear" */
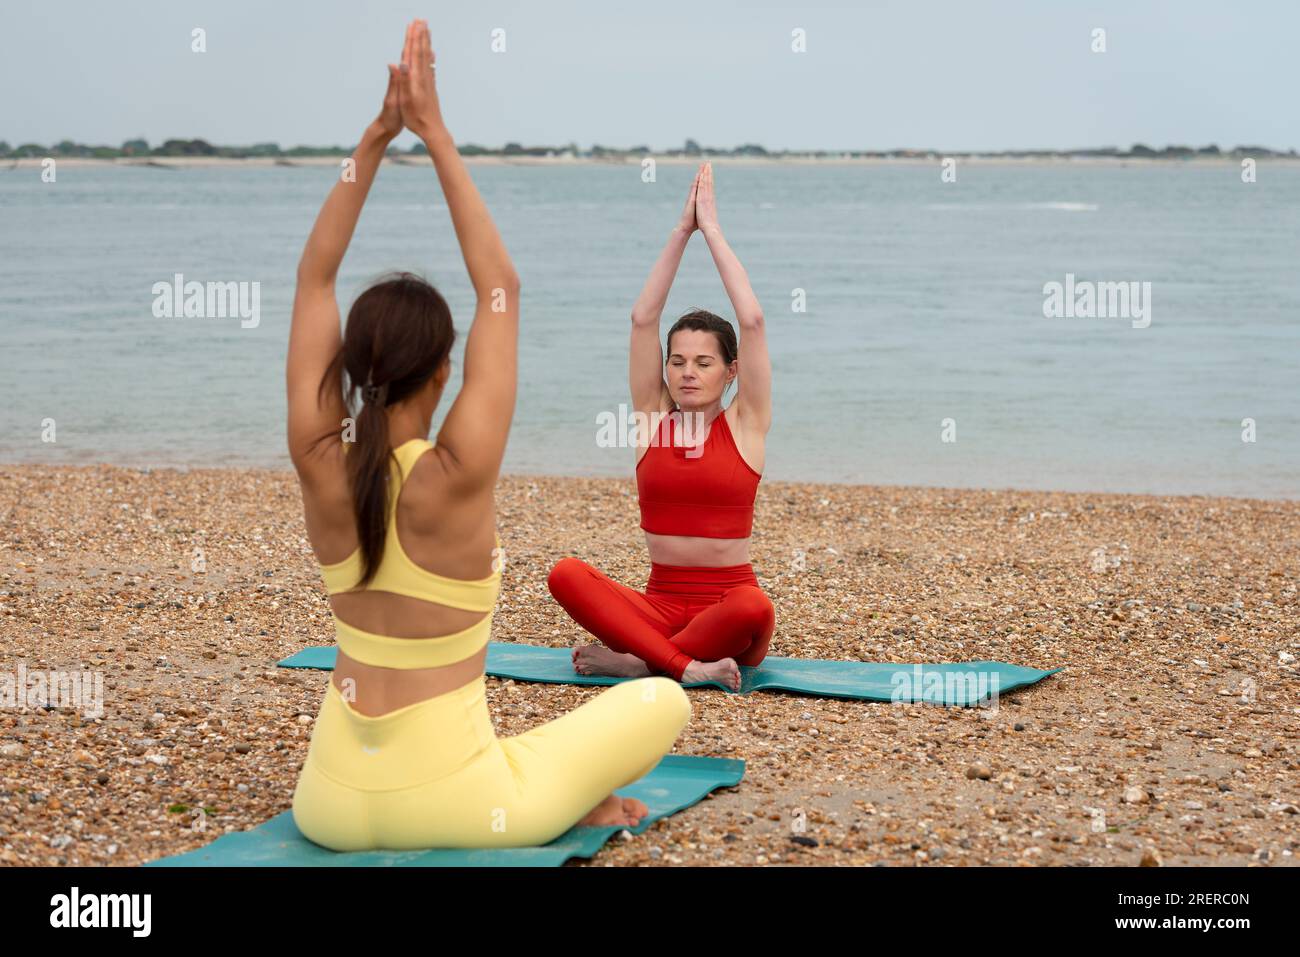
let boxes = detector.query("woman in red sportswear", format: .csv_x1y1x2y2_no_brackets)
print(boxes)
548,162,773,692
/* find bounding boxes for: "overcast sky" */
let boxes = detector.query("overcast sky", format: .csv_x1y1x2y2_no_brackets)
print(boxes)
3,0,1295,152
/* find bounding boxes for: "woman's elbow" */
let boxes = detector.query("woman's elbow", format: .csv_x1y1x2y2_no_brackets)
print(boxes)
480,271,520,302
295,259,335,288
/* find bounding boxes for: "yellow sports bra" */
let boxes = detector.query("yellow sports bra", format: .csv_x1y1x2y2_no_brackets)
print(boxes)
319,438,501,670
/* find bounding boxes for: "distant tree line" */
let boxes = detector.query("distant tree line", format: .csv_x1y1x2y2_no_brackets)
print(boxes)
1,138,1294,160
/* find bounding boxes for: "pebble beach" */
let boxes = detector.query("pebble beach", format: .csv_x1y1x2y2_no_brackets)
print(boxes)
1,465,1296,867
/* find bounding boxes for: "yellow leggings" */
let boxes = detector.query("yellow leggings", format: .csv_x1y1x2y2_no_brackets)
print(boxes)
291,673,692,850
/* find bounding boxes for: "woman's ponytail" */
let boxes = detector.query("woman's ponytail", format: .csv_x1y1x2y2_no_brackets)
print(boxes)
347,383,394,586
320,273,455,586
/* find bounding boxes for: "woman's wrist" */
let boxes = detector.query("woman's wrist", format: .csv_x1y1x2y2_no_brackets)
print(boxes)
669,225,695,246
362,122,397,150
419,124,454,152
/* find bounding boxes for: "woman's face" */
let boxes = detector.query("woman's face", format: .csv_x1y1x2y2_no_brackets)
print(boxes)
665,329,735,410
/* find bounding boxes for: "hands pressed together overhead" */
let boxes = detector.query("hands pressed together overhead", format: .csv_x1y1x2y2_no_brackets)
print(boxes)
678,162,721,235
376,19,445,141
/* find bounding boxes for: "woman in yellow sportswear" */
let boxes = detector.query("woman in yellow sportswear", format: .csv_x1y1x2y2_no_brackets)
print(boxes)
285,20,690,851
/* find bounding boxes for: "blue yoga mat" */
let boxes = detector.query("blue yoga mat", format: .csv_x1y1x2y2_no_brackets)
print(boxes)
147,754,742,867
278,642,1059,704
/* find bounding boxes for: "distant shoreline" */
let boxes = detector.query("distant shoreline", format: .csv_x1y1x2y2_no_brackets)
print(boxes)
1,459,1294,503
9,154,1300,169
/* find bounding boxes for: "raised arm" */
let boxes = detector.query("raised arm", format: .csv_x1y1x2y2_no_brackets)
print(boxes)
401,20,520,483
696,163,771,434
630,168,700,416
286,65,402,472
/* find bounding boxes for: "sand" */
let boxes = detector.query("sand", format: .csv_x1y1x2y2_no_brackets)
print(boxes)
0,465,1296,867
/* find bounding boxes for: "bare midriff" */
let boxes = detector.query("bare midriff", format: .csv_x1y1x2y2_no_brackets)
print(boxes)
328,590,488,717
643,531,751,568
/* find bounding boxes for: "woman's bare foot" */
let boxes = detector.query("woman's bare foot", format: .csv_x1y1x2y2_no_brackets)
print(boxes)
681,657,741,691
572,643,652,678
577,793,650,828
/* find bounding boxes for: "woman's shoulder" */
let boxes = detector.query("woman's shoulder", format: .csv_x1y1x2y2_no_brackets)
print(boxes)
722,402,764,478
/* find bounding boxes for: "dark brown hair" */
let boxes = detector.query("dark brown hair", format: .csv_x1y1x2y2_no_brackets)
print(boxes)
665,308,738,397
319,272,455,585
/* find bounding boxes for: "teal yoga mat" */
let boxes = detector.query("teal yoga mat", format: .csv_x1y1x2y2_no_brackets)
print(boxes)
278,642,1059,704
147,754,742,867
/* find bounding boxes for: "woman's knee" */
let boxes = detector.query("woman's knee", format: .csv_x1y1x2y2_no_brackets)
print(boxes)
622,676,691,736
728,586,775,631
546,556,590,602
657,677,692,729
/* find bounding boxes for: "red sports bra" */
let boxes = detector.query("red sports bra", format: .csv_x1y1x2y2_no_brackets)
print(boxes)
636,409,761,538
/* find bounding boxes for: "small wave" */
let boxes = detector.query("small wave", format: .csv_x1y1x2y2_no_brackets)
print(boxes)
1023,201,1099,211
923,201,1098,212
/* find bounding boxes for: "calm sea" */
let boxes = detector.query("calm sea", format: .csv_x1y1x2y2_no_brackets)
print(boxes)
1,160,1297,498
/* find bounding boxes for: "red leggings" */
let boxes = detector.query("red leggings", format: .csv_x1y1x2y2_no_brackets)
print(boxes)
546,557,775,682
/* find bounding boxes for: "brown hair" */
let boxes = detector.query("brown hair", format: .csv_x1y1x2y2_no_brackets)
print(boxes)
665,308,738,398
319,272,456,585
